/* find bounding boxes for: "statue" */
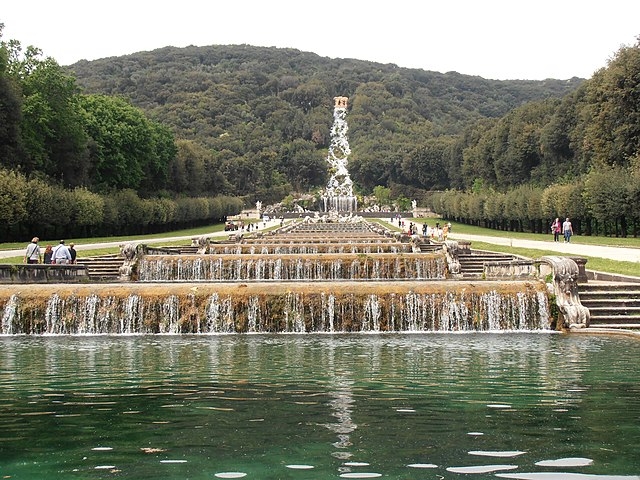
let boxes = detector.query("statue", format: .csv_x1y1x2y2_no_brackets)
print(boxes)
191,235,210,254
119,243,144,281
542,256,590,329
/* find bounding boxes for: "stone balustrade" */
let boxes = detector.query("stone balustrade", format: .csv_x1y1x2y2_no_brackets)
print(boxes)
0,264,89,283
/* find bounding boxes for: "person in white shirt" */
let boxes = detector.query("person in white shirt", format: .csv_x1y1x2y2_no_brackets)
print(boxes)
52,240,72,264
562,218,573,243
24,237,41,264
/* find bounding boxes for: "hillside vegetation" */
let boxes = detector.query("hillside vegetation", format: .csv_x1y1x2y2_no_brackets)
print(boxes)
68,44,582,197
3,23,640,240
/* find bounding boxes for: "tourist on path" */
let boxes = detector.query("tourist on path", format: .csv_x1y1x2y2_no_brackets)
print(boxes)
551,217,561,242
562,218,573,243
52,240,72,264
23,237,41,264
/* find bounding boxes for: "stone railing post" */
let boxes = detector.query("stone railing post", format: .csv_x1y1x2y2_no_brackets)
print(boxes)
541,256,590,329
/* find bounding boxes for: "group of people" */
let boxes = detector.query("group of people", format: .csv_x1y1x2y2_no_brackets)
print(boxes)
413,221,450,241
23,238,77,264
551,217,574,243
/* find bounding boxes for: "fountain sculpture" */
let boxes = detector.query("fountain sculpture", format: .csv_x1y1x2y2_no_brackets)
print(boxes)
0,94,577,335
0,218,553,334
322,96,357,213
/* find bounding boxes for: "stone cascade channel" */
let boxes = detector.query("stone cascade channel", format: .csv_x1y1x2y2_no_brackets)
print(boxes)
138,221,443,282
0,219,552,334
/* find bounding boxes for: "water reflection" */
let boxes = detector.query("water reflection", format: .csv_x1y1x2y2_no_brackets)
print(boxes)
0,334,639,479
327,376,356,453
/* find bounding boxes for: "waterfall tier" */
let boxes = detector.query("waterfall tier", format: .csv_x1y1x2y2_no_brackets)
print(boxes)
0,281,549,334
0,218,555,334
207,243,413,255
136,253,447,282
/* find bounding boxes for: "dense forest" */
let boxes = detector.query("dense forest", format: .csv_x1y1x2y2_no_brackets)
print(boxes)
2,22,640,240
67,44,582,199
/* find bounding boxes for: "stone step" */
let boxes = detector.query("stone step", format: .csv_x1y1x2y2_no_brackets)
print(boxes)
461,254,508,259
580,290,640,299
579,282,640,291
80,259,122,263
579,282,640,330
581,299,640,308
588,315,640,327
460,261,487,267
419,245,441,252
586,306,640,315
460,267,484,273
76,256,123,279
456,252,517,278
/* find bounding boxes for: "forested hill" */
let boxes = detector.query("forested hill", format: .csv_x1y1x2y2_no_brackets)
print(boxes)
68,44,582,135
66,44,583,199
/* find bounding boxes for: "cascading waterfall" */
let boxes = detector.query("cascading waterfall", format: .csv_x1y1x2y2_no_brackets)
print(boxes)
0,214,555,334
322,96,357,213
208,244,413,255
1,294,18,335
136,254,447,282
0,282,550,334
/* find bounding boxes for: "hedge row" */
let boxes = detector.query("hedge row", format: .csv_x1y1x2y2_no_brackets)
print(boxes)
426,172,640,238
0,168,243,242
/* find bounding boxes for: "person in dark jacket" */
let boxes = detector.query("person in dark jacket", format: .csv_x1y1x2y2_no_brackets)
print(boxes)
43,245,53,264
69,243,77,264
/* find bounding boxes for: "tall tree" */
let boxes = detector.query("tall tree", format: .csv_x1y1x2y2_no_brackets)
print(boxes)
0,25,24,168
79,94,175,191
400,137,453,191
583,38,640,168
4,39,89,186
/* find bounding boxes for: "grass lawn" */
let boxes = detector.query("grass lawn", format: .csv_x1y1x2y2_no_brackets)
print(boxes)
0,222,234,252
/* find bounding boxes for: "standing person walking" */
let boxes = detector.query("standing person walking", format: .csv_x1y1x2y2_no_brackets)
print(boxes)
23,237,42,264
562,218,574,243
52,240,72,264
551,217,561,242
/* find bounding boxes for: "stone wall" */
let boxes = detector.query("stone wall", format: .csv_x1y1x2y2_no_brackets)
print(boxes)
0,265,89,283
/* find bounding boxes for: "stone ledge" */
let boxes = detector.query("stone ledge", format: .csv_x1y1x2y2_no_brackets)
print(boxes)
0,264,89,283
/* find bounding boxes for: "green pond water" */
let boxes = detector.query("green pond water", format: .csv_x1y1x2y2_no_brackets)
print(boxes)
0,333,639,479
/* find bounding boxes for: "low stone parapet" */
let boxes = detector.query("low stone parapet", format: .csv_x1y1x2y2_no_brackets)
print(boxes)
484,260,537,279
0,264,89,283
